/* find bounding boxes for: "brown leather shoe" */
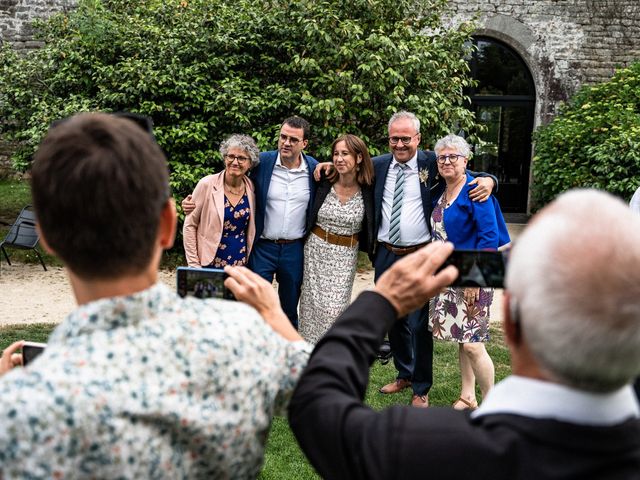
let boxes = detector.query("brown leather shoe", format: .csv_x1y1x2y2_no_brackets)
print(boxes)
379,378,412,394
411,394,429,408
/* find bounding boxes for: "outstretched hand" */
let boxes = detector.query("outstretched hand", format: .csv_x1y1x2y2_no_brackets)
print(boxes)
0,340,24,376
182,194,196,215
224,266,302,342
468,177,493,202
374,241,457,318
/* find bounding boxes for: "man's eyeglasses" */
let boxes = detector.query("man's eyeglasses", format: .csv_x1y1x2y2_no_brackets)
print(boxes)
225,154,250,164
436,154,465,164
279,133,302,145
389,134,419,146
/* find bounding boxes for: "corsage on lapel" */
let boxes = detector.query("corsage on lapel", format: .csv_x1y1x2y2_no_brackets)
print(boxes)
418,168,429,186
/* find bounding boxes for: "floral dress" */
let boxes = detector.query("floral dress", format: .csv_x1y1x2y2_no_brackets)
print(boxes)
429,194,492,343
210,193,251,267
298,187,364,344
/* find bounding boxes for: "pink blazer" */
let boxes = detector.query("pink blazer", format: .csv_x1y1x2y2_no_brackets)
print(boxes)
182,171,256,267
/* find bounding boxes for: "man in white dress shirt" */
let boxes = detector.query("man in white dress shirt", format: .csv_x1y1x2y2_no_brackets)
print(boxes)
372,111,496,407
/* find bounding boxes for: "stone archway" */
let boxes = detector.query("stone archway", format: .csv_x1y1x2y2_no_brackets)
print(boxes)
468,36,536,215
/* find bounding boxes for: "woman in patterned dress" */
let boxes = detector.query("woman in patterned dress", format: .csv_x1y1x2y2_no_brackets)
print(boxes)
183,134,259,268
298,134,375,344
429,134,509,410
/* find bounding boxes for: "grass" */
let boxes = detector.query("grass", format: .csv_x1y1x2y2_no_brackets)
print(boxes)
0,323,511,478
0,179,63,268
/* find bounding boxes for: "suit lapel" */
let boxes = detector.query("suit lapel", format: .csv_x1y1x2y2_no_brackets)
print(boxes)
373,154,393,227
212,172,226,228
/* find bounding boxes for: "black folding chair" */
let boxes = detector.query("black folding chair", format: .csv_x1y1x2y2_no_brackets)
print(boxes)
0,205,47,271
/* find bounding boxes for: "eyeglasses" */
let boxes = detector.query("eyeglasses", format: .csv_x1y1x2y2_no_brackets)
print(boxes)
389,134,419,145
436,154,465,164
279,133,302,145
225,154,250,164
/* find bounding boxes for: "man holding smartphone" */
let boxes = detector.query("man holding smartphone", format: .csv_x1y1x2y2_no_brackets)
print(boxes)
288,189,640,479
0,113,310,478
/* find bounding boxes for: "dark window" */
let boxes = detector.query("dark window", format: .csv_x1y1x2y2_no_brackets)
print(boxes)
467,37,535,214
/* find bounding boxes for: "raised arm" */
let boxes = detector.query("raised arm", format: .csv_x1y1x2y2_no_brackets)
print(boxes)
288,242,457,479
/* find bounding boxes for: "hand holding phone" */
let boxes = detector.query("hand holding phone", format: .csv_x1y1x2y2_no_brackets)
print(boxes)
0,340,25,375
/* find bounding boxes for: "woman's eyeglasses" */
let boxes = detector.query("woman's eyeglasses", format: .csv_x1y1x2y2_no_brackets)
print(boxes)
225,154,250,164
436,154,465,164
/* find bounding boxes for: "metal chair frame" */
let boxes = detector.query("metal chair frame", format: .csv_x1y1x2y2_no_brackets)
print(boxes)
0,205,47,271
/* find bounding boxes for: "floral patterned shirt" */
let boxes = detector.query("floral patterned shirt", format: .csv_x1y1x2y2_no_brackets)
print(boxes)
0,283,311,479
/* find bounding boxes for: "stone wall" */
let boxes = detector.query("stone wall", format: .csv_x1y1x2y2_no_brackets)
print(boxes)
445,0,640,126
0,0,76,50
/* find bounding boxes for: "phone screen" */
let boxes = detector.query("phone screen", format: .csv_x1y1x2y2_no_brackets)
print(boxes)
176,267,235,300
22,342,46,366
437,250,507,288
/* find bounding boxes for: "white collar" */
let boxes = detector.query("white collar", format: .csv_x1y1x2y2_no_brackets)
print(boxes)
275,152,308,172
391,152,418,171
472,375,640,426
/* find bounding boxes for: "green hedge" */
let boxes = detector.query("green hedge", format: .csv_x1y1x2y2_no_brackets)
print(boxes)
0,0,478,211
532,62,640,208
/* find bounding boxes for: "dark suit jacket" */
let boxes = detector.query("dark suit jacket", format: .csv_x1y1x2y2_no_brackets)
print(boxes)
371,151,498,257
249,150,318,239
305,177,375,256
289,291,640,480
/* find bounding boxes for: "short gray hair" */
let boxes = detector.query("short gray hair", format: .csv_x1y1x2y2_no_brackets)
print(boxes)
434,134,472,159
220,134,260,168
506,189,640,392
388,111,420,134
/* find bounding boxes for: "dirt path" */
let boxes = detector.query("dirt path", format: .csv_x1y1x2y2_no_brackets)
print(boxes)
0,263,376,326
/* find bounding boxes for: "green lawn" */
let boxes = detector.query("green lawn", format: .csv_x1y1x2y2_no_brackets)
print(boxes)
0,323,510,478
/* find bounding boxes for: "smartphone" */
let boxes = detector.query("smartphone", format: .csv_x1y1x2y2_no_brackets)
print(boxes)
176,266,235,300
437,249,507,288
22,341,47,366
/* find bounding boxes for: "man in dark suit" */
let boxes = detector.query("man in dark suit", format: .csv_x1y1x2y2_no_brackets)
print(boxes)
289,189,640,479
183,117,318,328
247,116,318,328
373,111,496,407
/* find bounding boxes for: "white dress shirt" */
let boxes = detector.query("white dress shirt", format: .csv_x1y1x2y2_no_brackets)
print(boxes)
473,375,640,425
262,153,310,240
377,154,431,246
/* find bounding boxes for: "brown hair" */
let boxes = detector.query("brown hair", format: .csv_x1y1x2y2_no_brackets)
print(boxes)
31,112,170,279
330,134,374,186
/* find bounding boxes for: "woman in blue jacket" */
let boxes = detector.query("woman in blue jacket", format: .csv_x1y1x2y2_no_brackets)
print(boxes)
429,134,509,410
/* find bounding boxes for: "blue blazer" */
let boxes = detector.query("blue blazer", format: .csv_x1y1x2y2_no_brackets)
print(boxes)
250,150,318,239
433,172,510,249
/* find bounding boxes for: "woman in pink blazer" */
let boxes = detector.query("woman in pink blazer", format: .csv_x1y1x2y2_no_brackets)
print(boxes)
183,134,258,267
